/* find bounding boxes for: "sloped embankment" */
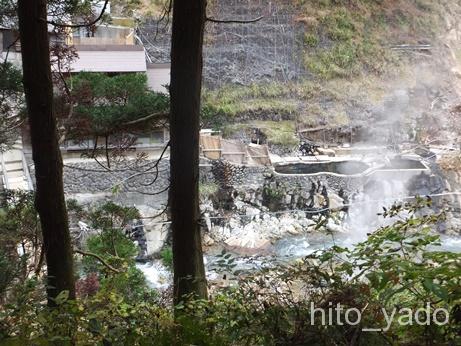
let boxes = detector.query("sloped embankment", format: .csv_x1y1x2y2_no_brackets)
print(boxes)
141,0,461,149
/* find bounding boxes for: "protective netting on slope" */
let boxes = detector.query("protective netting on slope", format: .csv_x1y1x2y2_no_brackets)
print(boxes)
139,0,306,87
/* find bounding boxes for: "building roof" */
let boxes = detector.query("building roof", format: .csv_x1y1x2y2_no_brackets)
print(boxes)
70,45,147,73
75,44,144,51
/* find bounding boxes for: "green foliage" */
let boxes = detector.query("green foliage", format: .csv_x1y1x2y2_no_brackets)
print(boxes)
80,202,150,303
0,250,16,297
199,182,219,200
0,191,40,298
307,41,358,78
0,1,16,26
0,191,37,240
1,279,169,345
66,198,86,220
82,202,140,271
1,199,460,345
222,120,299,149
0,62,23,149
202,83,297,120
160,246,173,269
84,229,138,271
69,72,169,137
0,62,22,96
262,183,286,211
88,201,140,231
322,9,356,41
256,120,299,148
98,266,151,303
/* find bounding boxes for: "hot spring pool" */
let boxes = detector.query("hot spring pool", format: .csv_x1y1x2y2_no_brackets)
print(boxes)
274,158,427,176
274,160,370,175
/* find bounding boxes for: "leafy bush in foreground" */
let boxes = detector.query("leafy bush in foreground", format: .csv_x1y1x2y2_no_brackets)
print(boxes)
0,199,460,345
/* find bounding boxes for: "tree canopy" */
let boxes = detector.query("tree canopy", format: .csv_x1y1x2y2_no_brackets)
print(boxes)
68,72,168,139
0,62,23,150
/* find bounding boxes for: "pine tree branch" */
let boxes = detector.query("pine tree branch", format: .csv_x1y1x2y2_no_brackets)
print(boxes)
75,249,121,273
46,0,110,28
122,112,169,126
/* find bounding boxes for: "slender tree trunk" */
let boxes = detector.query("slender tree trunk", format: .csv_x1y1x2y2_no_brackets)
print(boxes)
105,135,111,168
170,0,208,304
17,0,75,304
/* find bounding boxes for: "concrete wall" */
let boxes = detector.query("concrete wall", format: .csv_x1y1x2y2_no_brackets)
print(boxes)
73,26,135,46
147,63,170,93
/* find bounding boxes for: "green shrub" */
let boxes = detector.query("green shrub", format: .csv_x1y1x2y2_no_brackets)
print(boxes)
160,247,173,269
1,199,460,345
199,182,219,200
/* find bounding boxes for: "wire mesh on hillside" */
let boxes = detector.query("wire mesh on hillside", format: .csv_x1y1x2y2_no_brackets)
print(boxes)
138,0,306,88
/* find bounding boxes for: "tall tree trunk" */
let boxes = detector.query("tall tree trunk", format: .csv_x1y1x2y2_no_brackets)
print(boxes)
17,0,75,304
170,0,208,304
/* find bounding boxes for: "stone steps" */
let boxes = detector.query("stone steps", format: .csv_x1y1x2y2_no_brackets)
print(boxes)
0,137,33,191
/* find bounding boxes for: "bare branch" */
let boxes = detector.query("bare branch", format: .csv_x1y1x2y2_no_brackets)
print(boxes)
122,112,169,126
122,150,170,194
75,249,121,273
2,37,19,65
138,164,159,186
46,0,110,28
141,203,170,220
63,154,164,173
154,0,173,40
125,183,170,196
112,140,170,187
206,16,264,24
93,155,112,172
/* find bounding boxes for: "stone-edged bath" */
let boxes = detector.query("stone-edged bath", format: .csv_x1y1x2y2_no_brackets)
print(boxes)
274,160,370,175
272,155,430,179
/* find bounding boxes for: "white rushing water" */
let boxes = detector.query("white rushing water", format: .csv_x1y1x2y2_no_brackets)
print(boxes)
138,233,461,290
136,261,171,290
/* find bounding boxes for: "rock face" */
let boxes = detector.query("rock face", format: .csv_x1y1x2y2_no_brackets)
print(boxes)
136,205,169,256
64,154,459,256
200,156,461,250
63,160,170,198
204,208,318,252
202,185,346,252
201,168,345,252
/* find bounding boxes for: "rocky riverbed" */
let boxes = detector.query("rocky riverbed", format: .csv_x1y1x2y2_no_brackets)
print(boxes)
64,149,461,256
60,149,461,291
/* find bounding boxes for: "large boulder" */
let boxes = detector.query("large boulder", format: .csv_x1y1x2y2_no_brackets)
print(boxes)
225,225,271,250
137,205,169,255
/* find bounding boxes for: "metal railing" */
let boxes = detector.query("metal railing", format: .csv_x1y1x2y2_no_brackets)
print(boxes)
21,150,34,191
0,153,9,190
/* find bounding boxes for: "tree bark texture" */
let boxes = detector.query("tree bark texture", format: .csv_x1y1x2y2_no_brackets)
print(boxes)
17,0,76,304
170,0,208,304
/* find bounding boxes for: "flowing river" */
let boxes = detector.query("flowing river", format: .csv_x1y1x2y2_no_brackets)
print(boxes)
137,227,461,290
137,157,461,289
